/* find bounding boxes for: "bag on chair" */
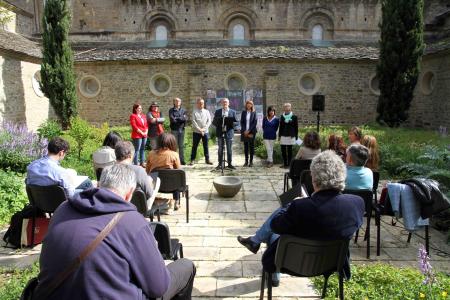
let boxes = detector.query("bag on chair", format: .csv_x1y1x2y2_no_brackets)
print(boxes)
3,205,45,248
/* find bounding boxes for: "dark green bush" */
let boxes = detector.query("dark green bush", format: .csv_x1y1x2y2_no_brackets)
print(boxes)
37,119,63,141
312,263,450,300
0,170,28,225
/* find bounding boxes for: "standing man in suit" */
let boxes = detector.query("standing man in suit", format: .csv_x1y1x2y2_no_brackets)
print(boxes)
213,98,237,170
240,100,258,167
169,98,187,165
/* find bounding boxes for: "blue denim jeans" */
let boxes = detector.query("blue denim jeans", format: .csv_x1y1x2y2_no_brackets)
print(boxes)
132,137,147,165
217,137,233,166
190,132,209,161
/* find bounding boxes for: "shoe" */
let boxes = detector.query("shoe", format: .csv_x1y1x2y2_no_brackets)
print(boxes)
267,162,273,168
249,162,253,167
237,236,260,254
271,278,280,287
205,160,213,165
227,165,236,170
215,165,222,170
243,162,248,167
188,161,194,166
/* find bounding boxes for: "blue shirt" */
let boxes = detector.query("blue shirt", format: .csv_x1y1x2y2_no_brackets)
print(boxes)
262,116,280,140
26,156,75,197
345,165,373,190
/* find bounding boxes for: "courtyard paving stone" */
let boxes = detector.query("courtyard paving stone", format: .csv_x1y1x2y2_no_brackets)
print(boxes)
1,135,449,299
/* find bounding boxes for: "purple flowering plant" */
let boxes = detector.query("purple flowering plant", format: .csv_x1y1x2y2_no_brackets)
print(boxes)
417,244,438,299
0,121,48,173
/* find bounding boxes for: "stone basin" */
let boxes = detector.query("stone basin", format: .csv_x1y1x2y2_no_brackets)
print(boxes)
213,176,243,198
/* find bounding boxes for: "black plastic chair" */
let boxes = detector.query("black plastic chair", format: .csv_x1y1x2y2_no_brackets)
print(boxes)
130,189,163,222
95,168,104,181
26,184,68,246
260,235,349,300
299,170,314,196
283,159,312,192
279,184,305,207
155,169,190,223
343,189,374,259
150,222,183,260
372,170,380,203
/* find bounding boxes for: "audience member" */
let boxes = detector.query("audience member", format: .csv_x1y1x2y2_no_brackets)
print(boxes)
361,135,380,171
92,131,122,171
189,98,213,165
240,100,257,167
33,164,196,300
237,151,365,286
348,126,362,144
295,131,321,160
146,133,181,210
279,103,298,168
129,103,148,166
146,102,165,151
328,134,347,161
26,137,93,198
115,141,154,206
169,98,187,165
262,106,280,168
345,144,373,190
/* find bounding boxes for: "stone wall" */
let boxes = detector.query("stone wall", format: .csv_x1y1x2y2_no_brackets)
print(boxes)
1,1,36,35
0,52,53,130
67,0,383,41
409,51,450,129
75,59,380,126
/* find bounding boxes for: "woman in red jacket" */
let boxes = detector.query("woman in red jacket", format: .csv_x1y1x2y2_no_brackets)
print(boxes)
129,103,148,166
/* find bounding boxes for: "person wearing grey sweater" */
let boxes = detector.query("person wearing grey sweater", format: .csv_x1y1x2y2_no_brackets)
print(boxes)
189,98,213,165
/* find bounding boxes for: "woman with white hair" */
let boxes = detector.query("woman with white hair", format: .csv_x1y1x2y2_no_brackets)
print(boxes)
237,150,365,286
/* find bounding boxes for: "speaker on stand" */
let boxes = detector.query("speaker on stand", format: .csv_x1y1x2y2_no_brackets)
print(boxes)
312,94,325,133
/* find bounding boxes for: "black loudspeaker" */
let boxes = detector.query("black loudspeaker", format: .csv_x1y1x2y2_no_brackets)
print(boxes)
312,94,325,112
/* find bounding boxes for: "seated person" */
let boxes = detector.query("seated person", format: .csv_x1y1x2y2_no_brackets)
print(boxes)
26,137,93,198
115,141,154,207
345,144,373,190
237,151,365,286
294,131,321,160
348,126,362,145
92,131,122,172
361,135,380,171
33,164,196,300
146,133,181,210
328,134,347,161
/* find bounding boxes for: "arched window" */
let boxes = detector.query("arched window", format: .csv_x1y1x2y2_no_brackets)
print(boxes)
155,25,168,41
312,24,323,40
232,24,245,40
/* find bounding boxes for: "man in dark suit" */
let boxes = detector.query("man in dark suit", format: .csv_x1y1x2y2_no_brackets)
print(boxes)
212,98,238,170
237,150,365,286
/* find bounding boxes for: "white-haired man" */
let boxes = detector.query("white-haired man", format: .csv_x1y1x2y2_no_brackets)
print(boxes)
34,164,196,299
238,150,365,286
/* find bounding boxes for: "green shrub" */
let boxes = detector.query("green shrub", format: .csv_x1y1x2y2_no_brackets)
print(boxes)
0,122,47,173
0,170,28,225
67,117,92,159
0,263,39,300
37,119,63,141
311,263,450,300
89,122,110,144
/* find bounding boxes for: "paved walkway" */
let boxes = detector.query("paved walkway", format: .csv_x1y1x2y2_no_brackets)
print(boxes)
1,135,449,298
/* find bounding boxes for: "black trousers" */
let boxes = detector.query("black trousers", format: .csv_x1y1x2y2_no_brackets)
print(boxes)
158,258,196,300
190,132,209,161
243,139,255,163
280,145,293,166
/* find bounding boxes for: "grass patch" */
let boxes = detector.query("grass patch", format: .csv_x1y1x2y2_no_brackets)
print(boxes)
0,263,39,300
311,263,450,300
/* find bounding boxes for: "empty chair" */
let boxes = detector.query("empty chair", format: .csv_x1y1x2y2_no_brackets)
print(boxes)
150,222,183,260
155,169,190,223
26,184,68,246
283,159,312,192
130,178,163,222
260,235,349,300
299,170,314,196
343,189,373,259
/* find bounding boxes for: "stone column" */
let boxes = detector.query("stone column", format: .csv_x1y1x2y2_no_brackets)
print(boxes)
264,68,279,109
187,68,203,112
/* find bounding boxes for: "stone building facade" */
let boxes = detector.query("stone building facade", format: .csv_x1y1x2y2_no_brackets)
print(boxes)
0,0,449,129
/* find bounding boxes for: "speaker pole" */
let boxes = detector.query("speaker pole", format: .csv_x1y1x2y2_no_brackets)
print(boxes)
316,111,320,133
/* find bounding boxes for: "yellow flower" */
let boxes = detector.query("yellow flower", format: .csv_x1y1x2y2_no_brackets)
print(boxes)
364,297,369,300
419,292,426,298
442,291,448,297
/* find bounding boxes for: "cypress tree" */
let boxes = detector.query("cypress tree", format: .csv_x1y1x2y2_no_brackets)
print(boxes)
376,0,425,127
40,0,77,129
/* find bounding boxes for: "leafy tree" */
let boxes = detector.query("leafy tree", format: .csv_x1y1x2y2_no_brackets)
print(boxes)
67,117,91,159
376,0,425,127
40,0,77,129
0,3,13,27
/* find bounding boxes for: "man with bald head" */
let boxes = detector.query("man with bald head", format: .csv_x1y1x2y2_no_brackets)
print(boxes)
212,98,237,170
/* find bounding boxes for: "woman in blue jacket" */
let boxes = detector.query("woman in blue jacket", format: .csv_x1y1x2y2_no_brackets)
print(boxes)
262,106,280,168
240,100,258,167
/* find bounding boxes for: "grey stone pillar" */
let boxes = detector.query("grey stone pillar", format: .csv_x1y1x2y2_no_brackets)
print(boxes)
264,68,280,110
